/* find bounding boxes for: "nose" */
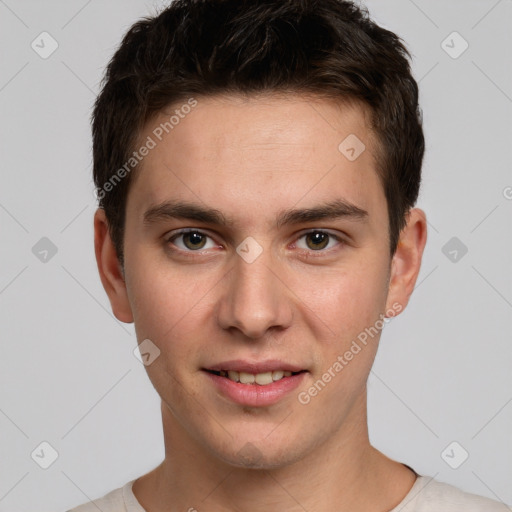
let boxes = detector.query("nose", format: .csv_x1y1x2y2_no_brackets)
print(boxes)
215,246,293,340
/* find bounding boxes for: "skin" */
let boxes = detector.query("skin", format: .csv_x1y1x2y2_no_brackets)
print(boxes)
95,93,427,512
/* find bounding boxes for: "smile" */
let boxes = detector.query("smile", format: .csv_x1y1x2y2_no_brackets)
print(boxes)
206,369,302,385
203,364,308,406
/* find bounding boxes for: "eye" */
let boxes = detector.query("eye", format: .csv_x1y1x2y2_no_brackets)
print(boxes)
295,230,343,252
165,228,344,255
167,229,218,251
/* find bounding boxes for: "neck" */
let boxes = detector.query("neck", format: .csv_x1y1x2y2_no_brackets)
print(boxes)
133,392,416,512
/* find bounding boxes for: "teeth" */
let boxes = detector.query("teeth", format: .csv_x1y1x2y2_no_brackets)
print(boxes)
255,372,273,385
217,369,298,385
227,370,240,382
272,370,284,381
239,372,255,384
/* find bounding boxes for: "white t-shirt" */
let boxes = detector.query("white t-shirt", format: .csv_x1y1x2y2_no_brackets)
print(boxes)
67,474,511,511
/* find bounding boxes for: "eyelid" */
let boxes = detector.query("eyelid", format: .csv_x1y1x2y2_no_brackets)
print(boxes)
292,229,345,252
165,227,346,255
165,228,222,252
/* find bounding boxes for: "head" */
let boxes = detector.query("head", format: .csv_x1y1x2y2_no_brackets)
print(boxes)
93,0,427,469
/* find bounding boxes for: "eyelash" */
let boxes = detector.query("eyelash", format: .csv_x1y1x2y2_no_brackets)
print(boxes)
165,228,345,257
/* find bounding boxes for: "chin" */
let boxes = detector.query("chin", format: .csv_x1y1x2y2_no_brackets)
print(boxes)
225,448,294,470
211,433,306,471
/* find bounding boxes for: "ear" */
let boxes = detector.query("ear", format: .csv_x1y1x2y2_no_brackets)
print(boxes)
385,208,427,314
94,208,134,323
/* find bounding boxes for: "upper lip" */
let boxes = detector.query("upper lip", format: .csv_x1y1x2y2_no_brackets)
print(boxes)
204,359,307,374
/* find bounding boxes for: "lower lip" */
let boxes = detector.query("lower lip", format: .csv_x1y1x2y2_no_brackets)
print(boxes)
203,371,307,407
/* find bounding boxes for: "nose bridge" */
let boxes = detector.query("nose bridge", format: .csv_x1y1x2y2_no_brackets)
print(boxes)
217,241,292,339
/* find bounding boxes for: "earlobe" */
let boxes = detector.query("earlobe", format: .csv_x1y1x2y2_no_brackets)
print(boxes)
94,208,134,323
385,208,428,314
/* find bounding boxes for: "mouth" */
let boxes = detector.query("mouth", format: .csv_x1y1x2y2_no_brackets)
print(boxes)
204,369,306,386
202,360,309,406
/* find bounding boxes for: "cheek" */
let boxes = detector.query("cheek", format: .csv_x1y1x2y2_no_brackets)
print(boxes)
124,250,222,374
126,252,207,332
296,264,389,408
290,257,390,343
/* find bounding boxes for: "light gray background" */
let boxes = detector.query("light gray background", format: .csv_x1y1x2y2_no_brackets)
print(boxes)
0,0,511,510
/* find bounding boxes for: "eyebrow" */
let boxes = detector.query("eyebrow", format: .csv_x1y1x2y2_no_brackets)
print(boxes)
142,198,368,229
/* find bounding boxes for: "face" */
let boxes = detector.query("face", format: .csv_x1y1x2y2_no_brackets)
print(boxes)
96,94,425,469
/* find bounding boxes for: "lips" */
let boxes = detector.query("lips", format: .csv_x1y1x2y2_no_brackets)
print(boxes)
202,360,308,405
204,359,306,374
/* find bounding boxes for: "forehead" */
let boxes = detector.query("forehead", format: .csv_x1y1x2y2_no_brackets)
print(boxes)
127,93,385,229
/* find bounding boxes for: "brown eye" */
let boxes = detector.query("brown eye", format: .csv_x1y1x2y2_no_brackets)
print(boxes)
305,231,330,250
295,230,343,253
183,231,207,250
168,230,217,252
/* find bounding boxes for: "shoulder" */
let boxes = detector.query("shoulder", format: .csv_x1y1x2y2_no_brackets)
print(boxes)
66,480,139,512
407,476,510,512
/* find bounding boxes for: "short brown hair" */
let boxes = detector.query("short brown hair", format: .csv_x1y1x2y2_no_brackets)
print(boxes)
92,0,424,266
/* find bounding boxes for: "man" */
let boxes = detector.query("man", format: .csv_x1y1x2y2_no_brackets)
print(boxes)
70,0,509,510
